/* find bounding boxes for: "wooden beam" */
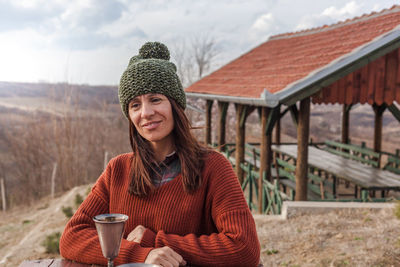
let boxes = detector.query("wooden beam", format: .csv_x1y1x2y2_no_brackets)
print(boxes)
257,107,262,121
289,104,299,127
280,106,291,117
341,104,353,144
1,178,6,212
295,97,310,201
51,163,57,198
235,104,246,184
239,106,255,127
383,50,397,104
259,107,272,213
103,151,109,170
205,100,213,145
275,105,281,145
266,106,281,136
373,104,387,156
217,101,229,151
388,103,400,123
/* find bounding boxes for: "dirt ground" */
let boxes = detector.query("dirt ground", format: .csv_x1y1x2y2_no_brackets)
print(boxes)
256,208,400,267
1,185,399,267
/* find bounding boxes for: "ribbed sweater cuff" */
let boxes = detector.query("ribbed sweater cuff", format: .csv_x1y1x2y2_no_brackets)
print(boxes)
140,228,156,247
118,239,153,264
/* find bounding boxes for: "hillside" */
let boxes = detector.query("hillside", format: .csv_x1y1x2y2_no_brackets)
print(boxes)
1,185,399,267
0,184,90,267
0,82,130,208
0,81,118,105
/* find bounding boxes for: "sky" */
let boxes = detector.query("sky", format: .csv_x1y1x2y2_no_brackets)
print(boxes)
0,0,399,86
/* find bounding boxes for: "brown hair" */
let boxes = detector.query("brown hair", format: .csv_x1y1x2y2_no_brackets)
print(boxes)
128,97,209,197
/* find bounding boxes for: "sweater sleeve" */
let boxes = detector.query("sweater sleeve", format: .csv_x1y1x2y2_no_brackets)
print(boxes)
59,159,153,266
140,152,261,267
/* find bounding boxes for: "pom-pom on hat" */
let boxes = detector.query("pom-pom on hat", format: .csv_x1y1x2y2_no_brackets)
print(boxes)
119,41,186,119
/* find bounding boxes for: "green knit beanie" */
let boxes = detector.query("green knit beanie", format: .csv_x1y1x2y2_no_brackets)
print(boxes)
118,41,186,118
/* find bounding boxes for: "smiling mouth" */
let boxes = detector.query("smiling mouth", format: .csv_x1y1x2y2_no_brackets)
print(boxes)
141,121,161,130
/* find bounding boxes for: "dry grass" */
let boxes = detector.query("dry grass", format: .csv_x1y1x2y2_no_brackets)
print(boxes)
1,185,399,267
257,208,400,267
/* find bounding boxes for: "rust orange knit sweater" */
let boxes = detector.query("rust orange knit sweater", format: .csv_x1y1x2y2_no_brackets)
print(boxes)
60,151,260,266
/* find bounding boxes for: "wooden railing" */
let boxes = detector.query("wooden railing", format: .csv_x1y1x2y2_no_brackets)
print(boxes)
216,142,397,214
323,140,381,167
218,143,289,215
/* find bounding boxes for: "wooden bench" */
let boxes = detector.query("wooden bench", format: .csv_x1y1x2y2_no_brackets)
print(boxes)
383,154,400,174
275,158,334,200
272,144,400,201
324,140,380,168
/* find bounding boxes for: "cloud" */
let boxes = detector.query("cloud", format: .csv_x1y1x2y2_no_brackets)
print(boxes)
321,1,360,19
0,0,127,50
0,1,60,31
248,12,281,42
295,1,362,30
252,13,275,32
56,0,125,31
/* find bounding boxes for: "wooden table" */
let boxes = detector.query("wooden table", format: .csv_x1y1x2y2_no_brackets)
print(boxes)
19,259,98,267
271,145,400,196
18,259,264,267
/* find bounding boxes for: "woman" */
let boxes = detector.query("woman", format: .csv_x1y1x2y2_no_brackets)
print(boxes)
59,42,260,267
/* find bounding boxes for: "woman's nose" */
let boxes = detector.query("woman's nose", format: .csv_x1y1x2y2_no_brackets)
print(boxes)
141,102,155,117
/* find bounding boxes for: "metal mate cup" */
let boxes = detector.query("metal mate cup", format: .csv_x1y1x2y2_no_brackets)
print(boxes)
93,213,128,262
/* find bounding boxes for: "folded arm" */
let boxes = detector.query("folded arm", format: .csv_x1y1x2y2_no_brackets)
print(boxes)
59,166,153,266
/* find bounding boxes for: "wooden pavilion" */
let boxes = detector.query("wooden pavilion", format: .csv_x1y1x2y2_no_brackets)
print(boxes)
185,6,400,209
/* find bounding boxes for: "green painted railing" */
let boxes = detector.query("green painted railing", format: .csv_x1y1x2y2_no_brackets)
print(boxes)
218,143,396,214
240,162,290,214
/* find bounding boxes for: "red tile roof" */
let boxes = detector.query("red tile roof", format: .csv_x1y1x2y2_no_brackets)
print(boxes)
186,5,400,99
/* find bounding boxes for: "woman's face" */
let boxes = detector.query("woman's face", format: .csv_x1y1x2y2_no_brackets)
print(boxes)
128,93,174,146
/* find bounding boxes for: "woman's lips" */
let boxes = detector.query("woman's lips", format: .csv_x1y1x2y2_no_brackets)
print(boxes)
141,121,161,130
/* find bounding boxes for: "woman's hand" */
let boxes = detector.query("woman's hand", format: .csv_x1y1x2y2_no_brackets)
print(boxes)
145,246,186,267
127,225,147,243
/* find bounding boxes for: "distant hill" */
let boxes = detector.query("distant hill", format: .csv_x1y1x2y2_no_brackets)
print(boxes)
0,81,119,107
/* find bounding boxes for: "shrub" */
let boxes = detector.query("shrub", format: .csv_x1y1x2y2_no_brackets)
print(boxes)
42,232,61,254
61,206,74,218
86,186,92,196
74,193,83,208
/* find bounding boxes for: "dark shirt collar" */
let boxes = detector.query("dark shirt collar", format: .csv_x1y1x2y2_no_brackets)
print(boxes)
159,151,177,166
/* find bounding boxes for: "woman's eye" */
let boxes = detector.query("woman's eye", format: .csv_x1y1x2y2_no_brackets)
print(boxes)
151,98,161,103
130,103,140,109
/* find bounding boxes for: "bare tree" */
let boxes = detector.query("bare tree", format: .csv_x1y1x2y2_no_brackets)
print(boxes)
5,115,53,204
2,84,130,207
192,35,219,80
171,41,195,88
171,34,219,87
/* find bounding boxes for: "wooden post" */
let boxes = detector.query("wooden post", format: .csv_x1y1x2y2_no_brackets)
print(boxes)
259,107,272,213
295,98,310,201
104,151,109,170
341,104,351,144
235,104,246,184
217,101,228,151
275,106,281,145
1,178,6,212
205,100,213,145
51,163,57,198
373,104,386,153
